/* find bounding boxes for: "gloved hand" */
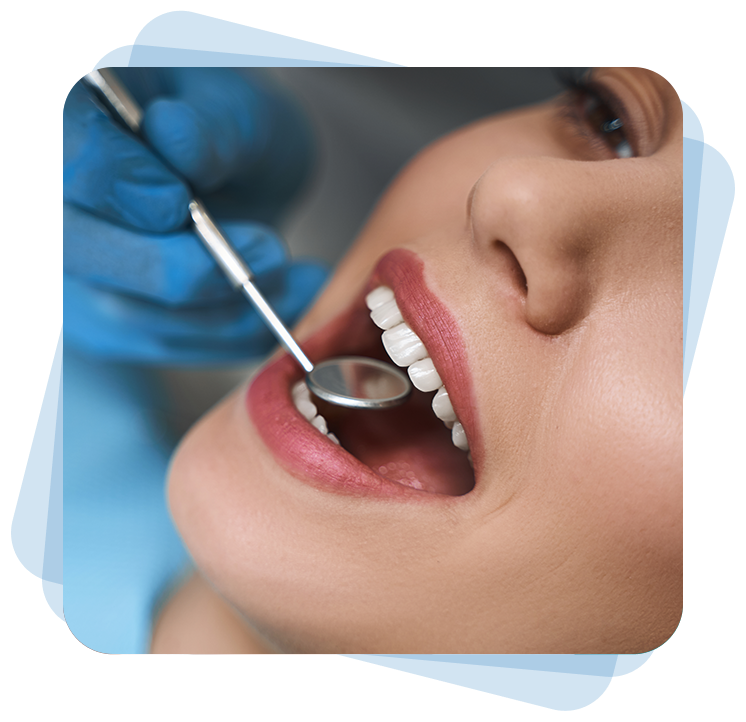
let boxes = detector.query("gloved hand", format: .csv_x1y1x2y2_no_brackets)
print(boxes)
64,67,327,364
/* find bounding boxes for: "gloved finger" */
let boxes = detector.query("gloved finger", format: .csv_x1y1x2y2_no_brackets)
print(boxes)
142,68,270,194
64,261,329,365
64,203,291,306
143,68,313,224
64,81,190,233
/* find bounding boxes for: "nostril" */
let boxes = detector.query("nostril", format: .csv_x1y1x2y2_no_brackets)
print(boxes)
514,253,528,294
493,241,528,295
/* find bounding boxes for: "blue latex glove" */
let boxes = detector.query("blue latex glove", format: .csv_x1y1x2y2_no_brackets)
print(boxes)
64,68,327,364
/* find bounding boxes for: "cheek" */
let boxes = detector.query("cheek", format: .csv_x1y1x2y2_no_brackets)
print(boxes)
167,397,325,653
167,396,247,584
167,391,293,608
541,336,682,564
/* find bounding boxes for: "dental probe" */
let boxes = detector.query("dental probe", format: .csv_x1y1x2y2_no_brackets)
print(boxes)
82,69,412,410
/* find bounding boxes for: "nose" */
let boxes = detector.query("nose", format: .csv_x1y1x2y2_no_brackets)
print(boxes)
468,156,633,335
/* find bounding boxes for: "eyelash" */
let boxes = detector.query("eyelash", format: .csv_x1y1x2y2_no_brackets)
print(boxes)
555,72,635,159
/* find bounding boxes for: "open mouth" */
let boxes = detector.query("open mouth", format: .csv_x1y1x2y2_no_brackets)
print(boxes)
247,249,477,498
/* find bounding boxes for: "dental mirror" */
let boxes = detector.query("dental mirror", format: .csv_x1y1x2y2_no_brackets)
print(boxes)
83,69,413,411
307,357,411,409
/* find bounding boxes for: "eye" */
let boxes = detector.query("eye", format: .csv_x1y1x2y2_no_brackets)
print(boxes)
556,72,636,159
580,91,633,158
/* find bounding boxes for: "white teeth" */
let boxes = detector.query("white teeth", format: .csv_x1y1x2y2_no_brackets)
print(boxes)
292,383,318,422
292,381,317,419
407,357,442,392
368,286,471,458
296,397,318,421
451,421,469,451
370,298,403,330
310,415,328,434
432,387,457,423
291,380,338,444
365,286,395,310
292,380,311,403
382,323,428,367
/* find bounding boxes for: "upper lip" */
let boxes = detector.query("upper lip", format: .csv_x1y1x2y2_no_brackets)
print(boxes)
246,248,479,499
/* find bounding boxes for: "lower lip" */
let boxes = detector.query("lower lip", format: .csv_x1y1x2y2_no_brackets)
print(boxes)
246,249,475,499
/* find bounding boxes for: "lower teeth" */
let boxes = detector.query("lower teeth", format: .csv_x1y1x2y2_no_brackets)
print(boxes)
292,380,338,444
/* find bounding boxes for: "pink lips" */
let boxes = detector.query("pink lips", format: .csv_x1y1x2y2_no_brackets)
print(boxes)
246,249,479,498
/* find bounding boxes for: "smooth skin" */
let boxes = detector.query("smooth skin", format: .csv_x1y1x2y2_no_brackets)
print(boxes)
158,68,682,654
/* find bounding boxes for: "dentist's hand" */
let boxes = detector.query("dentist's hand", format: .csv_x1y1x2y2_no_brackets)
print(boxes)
64,68,327,364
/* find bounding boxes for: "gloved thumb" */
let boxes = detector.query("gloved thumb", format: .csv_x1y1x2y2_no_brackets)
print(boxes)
142,68,274,194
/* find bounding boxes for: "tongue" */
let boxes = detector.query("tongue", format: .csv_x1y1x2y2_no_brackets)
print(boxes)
326,390,474,496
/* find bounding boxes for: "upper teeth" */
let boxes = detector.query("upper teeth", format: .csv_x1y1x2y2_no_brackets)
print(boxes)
407,357,442,392
288,287,472,462
381,323,428,367
366,286,470,454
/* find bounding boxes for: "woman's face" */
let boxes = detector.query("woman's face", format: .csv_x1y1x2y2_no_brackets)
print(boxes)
169,68,682,653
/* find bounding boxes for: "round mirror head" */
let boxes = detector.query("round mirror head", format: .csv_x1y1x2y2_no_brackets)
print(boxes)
307,357,412,410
